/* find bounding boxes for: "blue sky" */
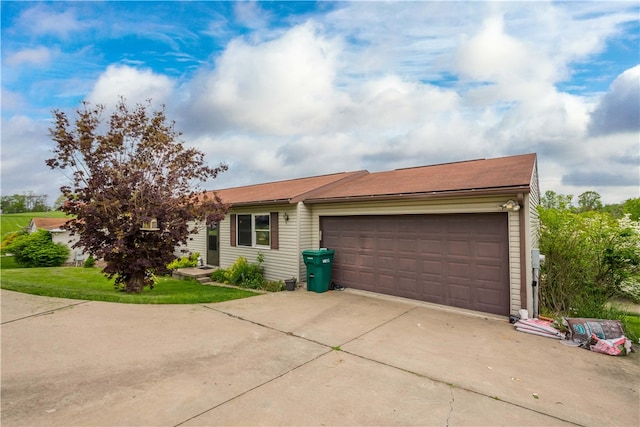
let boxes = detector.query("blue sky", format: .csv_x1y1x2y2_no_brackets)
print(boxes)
1,1,639,205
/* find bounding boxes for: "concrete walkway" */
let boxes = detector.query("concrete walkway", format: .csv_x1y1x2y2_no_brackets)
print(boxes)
1,288,638,426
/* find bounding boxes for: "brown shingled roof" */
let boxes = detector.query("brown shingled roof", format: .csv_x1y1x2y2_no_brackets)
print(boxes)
211,170,368,206
305,153,537,203
31,217,70,230
207,153,537,206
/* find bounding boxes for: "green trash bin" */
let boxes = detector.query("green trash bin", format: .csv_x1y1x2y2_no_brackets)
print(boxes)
302,249,335,293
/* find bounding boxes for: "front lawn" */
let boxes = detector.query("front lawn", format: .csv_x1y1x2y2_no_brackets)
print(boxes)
1,211,71,237
0,266,259,304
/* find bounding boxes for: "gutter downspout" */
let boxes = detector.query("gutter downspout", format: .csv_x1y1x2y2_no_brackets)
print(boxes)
517,193,529,315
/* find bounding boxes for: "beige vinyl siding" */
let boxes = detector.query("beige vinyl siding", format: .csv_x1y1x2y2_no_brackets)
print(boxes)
523,165,541,314
309,195,524,316
296,202,313,281
220,205,300,282
174,221,206,259
529,165,541,249
508,210,522,315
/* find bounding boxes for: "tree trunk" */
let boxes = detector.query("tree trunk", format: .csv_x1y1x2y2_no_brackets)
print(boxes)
125,272,146,293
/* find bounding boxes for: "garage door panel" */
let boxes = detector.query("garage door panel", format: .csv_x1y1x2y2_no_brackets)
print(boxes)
420,239,442,254
423,282,444,303
448,241,471,256
448,262,471,280
398,257,417,272
378,238,395,251
321,214,509,315
378,275,396,291
378,256,396,269
397,238,418,252
423,259,442,275
449,285,472,306
398,277,418,293
339,236,358,249
359,237,376,250
378,221,397,233
359,271,375,285
477,241,503,259
360,254,375,267
477,264,502,282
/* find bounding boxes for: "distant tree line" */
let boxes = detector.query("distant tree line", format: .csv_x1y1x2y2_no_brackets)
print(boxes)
0,192,50,213
541,190,640,220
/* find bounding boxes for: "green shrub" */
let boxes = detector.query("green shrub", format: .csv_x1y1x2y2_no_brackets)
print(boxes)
211,267,227,283
1,231,24,254
263,280,285,292
539,208,640,316
83,255,96,268
224,256,265,288
210,253,282,292
5,229,70,267
166,252,200,271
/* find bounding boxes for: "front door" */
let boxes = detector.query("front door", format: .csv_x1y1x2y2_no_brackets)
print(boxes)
207,223,219,266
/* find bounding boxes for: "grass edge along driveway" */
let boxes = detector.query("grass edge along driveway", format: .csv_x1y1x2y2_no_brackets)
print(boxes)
0,266,259,304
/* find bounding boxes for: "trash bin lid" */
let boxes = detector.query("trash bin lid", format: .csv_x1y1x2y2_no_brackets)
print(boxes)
302,249,334,256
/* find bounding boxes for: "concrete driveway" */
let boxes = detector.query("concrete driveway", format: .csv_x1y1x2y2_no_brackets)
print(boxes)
1,288,638,426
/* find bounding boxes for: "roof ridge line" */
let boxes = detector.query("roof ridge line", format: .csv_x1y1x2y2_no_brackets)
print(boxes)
292,170,369,203
394,158,485,171
214,170,360,192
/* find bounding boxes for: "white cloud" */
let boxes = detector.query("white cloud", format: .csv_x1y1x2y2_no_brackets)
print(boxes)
0,115,66,200
0,88,26,112
2,1,638,206
589,65,640,135
5,46,53,66
185,22,346,136
86,65,175,109
17,4,87,38
233,1,272,30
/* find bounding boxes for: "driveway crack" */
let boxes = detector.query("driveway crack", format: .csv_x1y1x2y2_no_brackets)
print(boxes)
446,387,454,426
173,345,331,427
339,306,417,347
1,301,90,325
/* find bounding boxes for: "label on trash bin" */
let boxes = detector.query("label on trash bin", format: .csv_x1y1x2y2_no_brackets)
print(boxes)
322,258,330,263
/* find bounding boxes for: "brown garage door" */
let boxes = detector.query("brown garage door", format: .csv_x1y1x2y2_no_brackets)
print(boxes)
320,213,509,315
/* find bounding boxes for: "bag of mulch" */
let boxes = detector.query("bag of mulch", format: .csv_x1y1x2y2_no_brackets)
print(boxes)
587,334,632,356
562,317,633,356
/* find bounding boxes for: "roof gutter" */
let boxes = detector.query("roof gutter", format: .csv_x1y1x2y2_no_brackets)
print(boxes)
226,198,295,207
303,185,531,204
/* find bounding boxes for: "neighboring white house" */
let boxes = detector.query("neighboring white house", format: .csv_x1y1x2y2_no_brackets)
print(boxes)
27,217,87,265
183,153,541,318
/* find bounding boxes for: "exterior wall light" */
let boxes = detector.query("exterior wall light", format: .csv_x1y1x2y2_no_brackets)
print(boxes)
500,200,520,212
283,213,289,222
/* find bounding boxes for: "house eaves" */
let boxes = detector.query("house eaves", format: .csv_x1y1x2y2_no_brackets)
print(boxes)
304,185,532,204
210,170,369,207
301,153,537,204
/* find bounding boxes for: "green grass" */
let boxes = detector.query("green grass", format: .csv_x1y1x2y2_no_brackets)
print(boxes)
1,256,24,269
1,211,71,237
0,266,259,304
624,314,640,343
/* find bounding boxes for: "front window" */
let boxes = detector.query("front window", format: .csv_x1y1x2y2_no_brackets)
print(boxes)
254,214,270,246
237,214,270,247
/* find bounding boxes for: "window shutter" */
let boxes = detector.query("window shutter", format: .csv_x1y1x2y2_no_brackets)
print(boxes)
270,212,279,250
230,214,236,247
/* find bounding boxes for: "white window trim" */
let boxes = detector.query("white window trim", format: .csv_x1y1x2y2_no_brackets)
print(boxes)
237,213,270,248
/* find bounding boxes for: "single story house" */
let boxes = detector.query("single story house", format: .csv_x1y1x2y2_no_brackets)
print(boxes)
183,153,540,318
28,217,87,265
